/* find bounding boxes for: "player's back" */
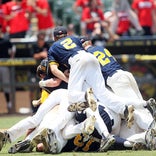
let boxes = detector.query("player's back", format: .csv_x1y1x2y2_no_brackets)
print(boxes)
48,35,84,67
86,46,122,80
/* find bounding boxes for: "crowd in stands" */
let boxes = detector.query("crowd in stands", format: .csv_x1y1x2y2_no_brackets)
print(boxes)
0,0,55,40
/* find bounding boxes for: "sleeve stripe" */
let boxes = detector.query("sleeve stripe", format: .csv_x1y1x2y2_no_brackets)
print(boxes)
49,61,59,66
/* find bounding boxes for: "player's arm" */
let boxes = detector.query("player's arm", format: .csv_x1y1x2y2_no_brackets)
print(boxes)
49,63,69,83
39,77,62,88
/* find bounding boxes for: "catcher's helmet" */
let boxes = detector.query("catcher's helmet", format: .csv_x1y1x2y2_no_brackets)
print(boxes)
36,59,49,78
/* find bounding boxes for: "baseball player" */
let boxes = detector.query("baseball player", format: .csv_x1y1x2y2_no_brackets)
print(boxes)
7,103,127,153
8,104,96,154
33,56,156,151
0,26,154,152
7,98,156,153
30,59,116,152
48,26,155,126
79,36,156,150
7,88,115,154
0,86,117,153
32,58,68,107
79,36,155,131
33,59,117,152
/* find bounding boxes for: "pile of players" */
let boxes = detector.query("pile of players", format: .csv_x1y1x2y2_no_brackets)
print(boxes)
0,26,156,154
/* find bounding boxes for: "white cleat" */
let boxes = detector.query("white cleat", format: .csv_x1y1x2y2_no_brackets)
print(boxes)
68,102,87,112
132,142,147,150
85,88,97,112
99,135,115,152
40,128,58,154
124,105,135,128
145,128,156,150
67,88,97,112
0,131,10,151
83,115,96,135
146,98,156,119
31,132,42,146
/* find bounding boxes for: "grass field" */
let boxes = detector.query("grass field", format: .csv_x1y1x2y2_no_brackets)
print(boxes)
0,115,156,156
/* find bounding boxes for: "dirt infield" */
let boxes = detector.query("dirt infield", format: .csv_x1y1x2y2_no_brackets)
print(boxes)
0,91,31,114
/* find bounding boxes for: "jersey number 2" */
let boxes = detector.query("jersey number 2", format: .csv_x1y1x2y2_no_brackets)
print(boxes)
61,38,77,49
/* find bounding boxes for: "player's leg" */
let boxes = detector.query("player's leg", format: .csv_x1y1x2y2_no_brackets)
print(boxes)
107,70,143,100
84,105,116,152
0,89,68,151
134,109,153,131
68,52,152,121
83,56,155,116
126,132,146,146
107,70,156,129
32,95,75,153
8,105,60,153
68,52,98,112
62,116,96,140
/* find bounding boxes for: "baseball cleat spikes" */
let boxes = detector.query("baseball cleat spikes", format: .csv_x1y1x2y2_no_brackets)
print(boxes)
68,102,88,112
40,128,58,154
0,131,11,151
83,115,96,135
146,98,156,119
124,105,135,128
8,139,34,153
99,135,115,152
85,88,97,112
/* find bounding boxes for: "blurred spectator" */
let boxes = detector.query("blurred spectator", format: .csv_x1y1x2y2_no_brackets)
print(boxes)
67,23,77,36
32,32,48,61
105,11,131,37
2,0,30,38
0,24,16,113
91,22,108,46
0,0,7,34
110,0,144,36
29,31,49,113
81,0,119,41
73,0,103,16
132,0,156,36
153,0,156,34
72,0,103,35
26,0,55,40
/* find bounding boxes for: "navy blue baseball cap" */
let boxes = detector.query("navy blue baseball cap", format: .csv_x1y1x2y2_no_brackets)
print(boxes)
53,26,67,37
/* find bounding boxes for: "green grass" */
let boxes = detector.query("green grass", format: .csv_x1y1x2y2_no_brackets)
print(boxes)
0,115,156,156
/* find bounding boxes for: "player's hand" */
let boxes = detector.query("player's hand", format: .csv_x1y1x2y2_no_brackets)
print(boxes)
39,80,46,87
32,99,41,107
